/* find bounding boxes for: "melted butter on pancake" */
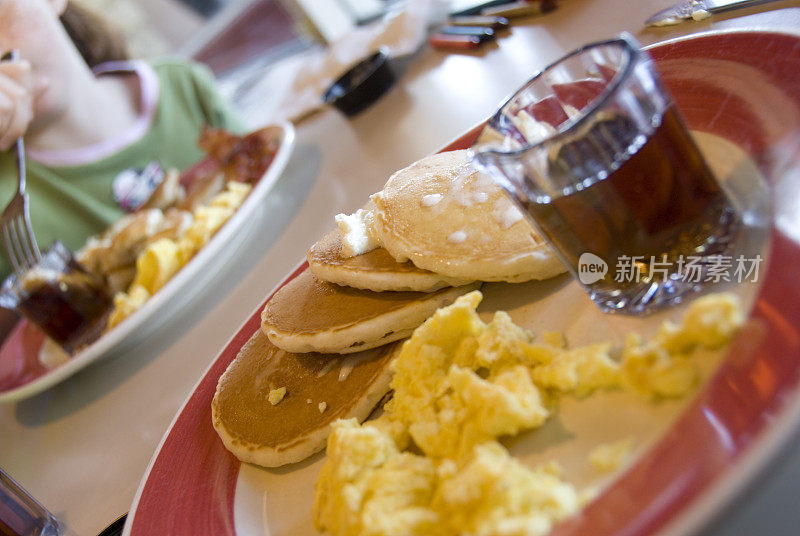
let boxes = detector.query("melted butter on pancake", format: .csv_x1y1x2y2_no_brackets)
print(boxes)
370,150,565,282
308,228,430,274
307,228,473,293
335,209,382,257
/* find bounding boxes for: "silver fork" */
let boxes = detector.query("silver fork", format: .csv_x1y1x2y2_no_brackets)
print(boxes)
1,50,41,276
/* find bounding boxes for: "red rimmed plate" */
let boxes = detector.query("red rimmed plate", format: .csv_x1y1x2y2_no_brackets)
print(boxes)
0,123,296,403
124,31,800,536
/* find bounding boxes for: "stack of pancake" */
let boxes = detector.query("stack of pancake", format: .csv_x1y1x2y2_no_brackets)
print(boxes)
212,150,565,467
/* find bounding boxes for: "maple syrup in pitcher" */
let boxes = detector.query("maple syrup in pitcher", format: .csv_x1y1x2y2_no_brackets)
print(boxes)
473,35,744,313
523,106,740,310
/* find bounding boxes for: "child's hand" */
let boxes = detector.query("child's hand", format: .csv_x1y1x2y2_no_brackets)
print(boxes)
0,59,34,151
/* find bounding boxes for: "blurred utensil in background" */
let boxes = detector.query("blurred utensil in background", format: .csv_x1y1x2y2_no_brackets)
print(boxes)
646,0,782,26
438,24,497,41
0,50,41,277
448,15,511,29
450,0,558,17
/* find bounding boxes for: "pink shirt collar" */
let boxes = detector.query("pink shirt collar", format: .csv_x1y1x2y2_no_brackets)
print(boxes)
26,60,160,168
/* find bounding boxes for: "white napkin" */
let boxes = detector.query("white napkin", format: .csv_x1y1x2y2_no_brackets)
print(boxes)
236,0,439,126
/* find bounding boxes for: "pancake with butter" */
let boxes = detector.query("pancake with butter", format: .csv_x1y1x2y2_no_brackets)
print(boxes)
212,331,399,467
262,268,479,354
307,228,471,292
371,150,565,282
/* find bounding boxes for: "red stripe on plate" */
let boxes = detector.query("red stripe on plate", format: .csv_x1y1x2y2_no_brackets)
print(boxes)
0,322,47,391
129,262,308,535
551,229,800,536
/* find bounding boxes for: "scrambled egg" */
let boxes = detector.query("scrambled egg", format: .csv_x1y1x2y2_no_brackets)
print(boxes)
107,285,150,330
313,291,743,536
589,438,634,473
131,238,181,294
107,181,252,328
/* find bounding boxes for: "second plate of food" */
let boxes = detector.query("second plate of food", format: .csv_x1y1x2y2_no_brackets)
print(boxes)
0,122,295,404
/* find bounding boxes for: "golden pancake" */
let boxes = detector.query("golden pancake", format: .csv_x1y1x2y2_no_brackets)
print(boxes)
307,228,471,292
261,268,479,354
371,150,565,282
212,331,399,467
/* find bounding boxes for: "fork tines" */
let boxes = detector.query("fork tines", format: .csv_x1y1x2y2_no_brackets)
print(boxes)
2,198,40,275
2,136,41,276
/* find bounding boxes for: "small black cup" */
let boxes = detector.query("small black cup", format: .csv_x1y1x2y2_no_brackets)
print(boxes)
322,49,396,116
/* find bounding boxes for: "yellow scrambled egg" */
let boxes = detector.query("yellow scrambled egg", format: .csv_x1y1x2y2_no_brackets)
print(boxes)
313,291,743,536
107,285,150,330
589,438,634,473
107,181,251,328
